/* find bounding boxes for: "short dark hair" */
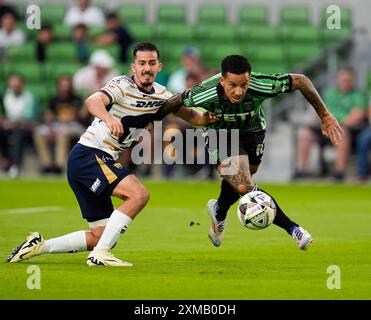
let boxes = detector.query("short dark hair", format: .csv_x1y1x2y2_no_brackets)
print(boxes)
221,55,251,76
133,42,160,60
74,23,87,31
106,11,119,20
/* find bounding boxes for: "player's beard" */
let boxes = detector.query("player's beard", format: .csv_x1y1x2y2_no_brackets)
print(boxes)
141,73,154,87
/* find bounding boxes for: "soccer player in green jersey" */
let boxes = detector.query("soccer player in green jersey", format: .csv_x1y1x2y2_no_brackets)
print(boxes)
157,55,344,250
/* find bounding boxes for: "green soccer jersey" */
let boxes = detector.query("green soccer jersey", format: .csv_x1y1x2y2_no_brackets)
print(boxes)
323,88,367,124
182,72,292,132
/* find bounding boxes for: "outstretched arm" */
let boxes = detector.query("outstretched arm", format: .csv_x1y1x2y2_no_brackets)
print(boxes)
290,73,344,145
174,106,219,126
154,93,184,121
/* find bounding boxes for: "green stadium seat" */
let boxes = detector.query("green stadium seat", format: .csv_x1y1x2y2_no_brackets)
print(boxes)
287,44,322,68
252,62,288,74
53,24,72,41
155,24,194,43
47,42,77,62
197,5,227,24
239,5,269,26
4,63,45,82
237,26,281,45
14,4,26,18
27,83,50,110
195,25,235,42
319,6,352,29
159,44,189,63
201,44,243,67
40,4,66,23
157,4,186,24
279,6,310,26
5,43,36,63
117,63,131,74
320,27,352,45
127,24,153,42
46,63,81,83
117,5,146,24
281,26,320,44
89,26,106,38
161,61,181,75
246,45,285,64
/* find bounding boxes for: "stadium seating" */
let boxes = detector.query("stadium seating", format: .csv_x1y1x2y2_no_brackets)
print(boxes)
127,23,153,42
5,43,35,63
45,62,81,83
195,25,236,43
0,2,353,109
156,4,186,25
27,82,51,110
237,25,281,46
197,5,227,24
40,4,66,23
53,24,72,41
47,42,77,62
4,62,45,82
117,5,146,24
155,24,194,44
279,6,310,26
239,5,269,26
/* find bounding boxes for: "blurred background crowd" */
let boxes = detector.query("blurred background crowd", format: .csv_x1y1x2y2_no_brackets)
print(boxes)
0,0,370,183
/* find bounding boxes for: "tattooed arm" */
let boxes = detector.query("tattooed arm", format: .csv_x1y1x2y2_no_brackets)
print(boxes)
154,93,183,121
154,92,219,126
290,74,344,145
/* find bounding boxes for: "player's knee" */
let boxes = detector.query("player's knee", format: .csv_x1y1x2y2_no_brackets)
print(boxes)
237,183,254,195
132,187,150,206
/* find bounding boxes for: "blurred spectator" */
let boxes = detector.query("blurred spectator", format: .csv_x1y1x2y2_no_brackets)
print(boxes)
354,104,371,183
0,0,19,21
34,76,86,174
295,68,367,181
167,46,205,93
73,23,90,64
73,49,119,96
94,12,134,63
1,75,38,178
0,103,11,171
0,12,25,59
36,24,53,62
64,0,105,28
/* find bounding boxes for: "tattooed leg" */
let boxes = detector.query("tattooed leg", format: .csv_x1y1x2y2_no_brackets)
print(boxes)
218,155,255,195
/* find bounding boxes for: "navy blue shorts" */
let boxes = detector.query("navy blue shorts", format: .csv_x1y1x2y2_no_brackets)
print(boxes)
67,143,130,222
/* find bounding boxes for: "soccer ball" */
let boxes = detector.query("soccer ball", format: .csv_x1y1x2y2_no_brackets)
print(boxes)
237,191,276,230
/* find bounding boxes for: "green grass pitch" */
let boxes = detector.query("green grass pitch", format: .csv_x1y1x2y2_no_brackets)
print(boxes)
0,179,370,300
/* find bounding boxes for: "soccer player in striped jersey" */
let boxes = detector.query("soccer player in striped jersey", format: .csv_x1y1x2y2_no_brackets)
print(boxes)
7,42,217,267
156,55,344,250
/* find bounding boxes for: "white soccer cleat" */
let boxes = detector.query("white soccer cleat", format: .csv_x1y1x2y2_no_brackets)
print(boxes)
207,199,226,247
7,232,45,263
292,226,313,250
86,248,133,267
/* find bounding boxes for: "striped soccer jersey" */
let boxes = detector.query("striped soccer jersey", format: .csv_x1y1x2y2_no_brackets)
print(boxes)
78,75,172,159
182,72,292,132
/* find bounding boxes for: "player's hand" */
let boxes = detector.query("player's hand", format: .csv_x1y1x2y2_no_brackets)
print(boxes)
104,114,123,137
320,113,344,145
201,111,220,125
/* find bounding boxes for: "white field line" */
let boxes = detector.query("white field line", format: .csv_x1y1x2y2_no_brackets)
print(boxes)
0,206,64,215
